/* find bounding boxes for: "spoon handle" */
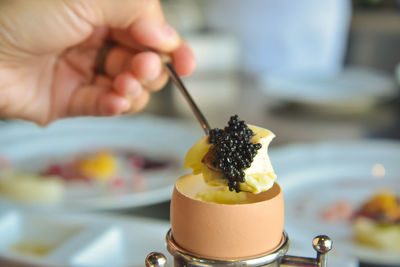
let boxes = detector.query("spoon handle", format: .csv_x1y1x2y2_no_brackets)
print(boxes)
165,62,210,135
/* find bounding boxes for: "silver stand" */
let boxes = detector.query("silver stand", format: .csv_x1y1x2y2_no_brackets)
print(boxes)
145,230,332,267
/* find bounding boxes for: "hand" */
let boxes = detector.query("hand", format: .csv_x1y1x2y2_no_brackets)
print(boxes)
0,0,196,125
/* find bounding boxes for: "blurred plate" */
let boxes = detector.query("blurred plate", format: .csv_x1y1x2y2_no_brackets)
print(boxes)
260,67,397,114
0,203,172,267
270,140,400,265
0,116,201,210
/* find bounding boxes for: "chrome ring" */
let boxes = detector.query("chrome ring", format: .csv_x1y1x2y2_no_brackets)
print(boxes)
166,229,289,266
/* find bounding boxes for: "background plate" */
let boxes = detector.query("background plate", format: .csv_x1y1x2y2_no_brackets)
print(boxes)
0,116,201,210
270,140,400,265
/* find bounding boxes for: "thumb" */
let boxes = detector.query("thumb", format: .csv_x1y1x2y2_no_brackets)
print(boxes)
130,18,181,53
81,0,181,53
128,0,182,53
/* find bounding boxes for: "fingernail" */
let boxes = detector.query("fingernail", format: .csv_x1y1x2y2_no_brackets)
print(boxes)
139,53,162,82
121,98,131,112
128,84,143,98
144,66,161,82
163,24,177,39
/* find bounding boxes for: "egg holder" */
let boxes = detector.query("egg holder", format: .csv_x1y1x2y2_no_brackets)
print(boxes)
145,230,332,267
145,175,333,267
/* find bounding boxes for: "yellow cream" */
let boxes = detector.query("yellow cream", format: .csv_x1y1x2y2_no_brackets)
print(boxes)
185,125,276,195
195,187,251,204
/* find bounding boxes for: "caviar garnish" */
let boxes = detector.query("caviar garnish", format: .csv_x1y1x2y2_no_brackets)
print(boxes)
208,115,262,192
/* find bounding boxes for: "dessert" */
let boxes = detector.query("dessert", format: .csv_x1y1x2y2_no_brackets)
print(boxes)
354,192,400,251
185,115,276,195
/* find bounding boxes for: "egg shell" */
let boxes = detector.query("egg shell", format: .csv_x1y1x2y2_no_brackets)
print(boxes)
170,174,284,259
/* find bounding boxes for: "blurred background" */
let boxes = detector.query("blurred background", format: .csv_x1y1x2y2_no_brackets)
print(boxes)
0,0,399,267
152,0,400,144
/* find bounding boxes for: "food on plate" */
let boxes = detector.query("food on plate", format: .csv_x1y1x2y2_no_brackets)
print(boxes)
354,191,400,251
125,152,173,170
76,151,117,180
43,151,118,181
185,115,276,197
12,241,54,256
42,150,173,182
321,200,353,222
0,149,176,205
0,170,64,204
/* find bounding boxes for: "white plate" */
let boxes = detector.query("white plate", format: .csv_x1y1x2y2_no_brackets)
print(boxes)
0,204,171,267
270,140,400,265
0,116,201,210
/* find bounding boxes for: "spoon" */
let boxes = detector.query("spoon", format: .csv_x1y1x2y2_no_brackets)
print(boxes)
165,62,211,135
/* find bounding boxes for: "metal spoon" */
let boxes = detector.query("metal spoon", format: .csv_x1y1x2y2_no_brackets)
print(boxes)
165,62,211,135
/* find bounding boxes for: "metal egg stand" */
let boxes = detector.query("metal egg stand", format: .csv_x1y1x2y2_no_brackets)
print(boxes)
145,230,332,267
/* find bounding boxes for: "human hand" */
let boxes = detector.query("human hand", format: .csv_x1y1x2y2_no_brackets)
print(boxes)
0,0,195,125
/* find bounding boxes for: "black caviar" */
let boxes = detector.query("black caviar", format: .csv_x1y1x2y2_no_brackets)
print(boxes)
208,115,261,192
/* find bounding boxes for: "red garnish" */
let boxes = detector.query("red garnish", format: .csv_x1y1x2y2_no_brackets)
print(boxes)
130,156,144,170
111,177,123,187
44,164,63,176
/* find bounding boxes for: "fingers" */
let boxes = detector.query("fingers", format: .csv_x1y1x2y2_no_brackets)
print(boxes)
129,0,181,53
142,71,169,91
82,27,110,49
103,44,195,115
113,72,142,97
93,0,196,77
95,75,150,115
55,0,194,120
126,89,150,113
99,87,150,116
67,75,150,117
105,47,169,92
110,28,146,52
104,46,133,77
110,29,195,78
172,42,196,77
104,42,195,87
99,92,130,116
67,75,128,117
131,52,161,81
130,20,180,53
130,51,169,91
87,0,180,52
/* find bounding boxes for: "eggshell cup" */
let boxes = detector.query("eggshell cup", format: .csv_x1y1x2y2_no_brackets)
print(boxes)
170,174,284,259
